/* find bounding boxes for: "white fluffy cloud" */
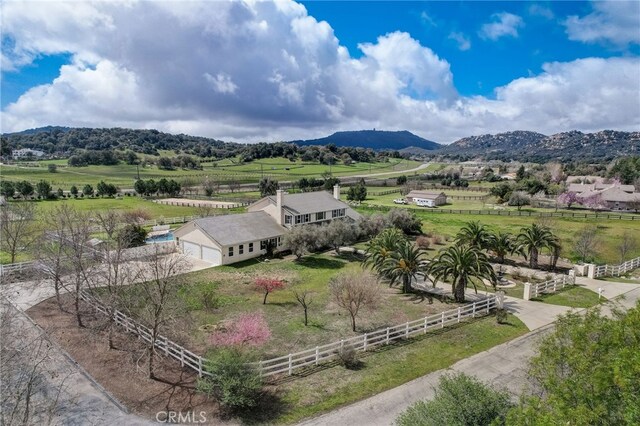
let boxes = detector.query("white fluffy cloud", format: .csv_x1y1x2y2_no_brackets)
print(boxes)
479,12,524,40
448,32,471,51
565,1,640,47
1,0,638,143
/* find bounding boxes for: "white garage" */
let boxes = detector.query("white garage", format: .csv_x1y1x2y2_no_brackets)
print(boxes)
174,212,286,267
202,246,222,265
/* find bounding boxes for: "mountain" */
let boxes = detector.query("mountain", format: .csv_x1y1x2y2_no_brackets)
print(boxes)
293,130,442,151
8,125,73,136
439,130,640,162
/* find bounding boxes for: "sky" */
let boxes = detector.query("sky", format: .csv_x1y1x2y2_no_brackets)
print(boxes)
1,0,639,144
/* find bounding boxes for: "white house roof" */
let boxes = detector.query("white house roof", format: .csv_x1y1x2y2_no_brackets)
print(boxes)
183,212,286,247
569,183,636,194
406,190,446,200
263,190,358,217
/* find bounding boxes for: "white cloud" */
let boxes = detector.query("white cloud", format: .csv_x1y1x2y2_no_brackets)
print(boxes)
204,72,238,94
479,12,524,40
420,11,436,27
528,4,554,20
1,1,638,143
448,32,471,51
565,1,640,46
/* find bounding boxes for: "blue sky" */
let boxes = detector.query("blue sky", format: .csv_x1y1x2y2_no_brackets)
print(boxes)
1,1,639,143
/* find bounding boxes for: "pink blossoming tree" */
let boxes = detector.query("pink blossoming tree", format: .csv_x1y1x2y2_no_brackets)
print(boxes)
210,313,271,347
557,191,578,208
255,277,286,304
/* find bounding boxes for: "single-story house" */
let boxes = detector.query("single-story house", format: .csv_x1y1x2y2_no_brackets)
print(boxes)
405,190,447,207
247,185,361,228
173,212,286,266
176,186,361,265
570,183,640,211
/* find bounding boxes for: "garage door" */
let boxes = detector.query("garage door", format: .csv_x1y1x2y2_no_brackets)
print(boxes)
182,241,201,259
202,246,222,266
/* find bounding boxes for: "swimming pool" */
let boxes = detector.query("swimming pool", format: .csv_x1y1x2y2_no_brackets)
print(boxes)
145,231,175,243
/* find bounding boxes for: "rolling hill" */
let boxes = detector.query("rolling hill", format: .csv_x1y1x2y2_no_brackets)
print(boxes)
293,130,442,151
438,130,640,162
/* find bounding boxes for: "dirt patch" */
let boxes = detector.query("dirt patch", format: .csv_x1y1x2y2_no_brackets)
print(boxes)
26,294,226,424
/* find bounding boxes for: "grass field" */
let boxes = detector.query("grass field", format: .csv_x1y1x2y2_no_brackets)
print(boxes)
531,285,602,308
109,253,463,359
356,206,640,265
276,313,527,424
0,157,422,188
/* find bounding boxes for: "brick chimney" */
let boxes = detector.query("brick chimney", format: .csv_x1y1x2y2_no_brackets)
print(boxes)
333,184,340,200
276,190,283,225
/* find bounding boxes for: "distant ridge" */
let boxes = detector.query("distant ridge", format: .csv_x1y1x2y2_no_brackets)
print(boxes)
439,130,640,161
9,125,73,135
293,130,442,151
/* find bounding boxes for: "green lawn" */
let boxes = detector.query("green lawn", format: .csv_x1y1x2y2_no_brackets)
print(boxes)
0,157,422,188
274,314,527,424
357,207,640,265
532,285,602,308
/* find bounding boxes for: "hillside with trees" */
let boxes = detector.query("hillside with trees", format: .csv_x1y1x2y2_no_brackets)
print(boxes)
293,130,442,151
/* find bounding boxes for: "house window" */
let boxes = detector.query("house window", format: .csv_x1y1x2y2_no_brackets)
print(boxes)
277,237,282,246
295,215,302,224
332,208,345,218
239,244,244,255
228,247,234,257
285,215,292,225
260,240,266,250
316,211,326,221
249,243,254,252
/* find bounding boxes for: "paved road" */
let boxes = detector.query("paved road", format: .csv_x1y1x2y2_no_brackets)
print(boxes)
299,281,640,426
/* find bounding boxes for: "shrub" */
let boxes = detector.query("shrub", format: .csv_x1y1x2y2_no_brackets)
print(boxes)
397,373,513,426
496,308,508,324
337,343,361,370
197,348,263,410
416,236,431,250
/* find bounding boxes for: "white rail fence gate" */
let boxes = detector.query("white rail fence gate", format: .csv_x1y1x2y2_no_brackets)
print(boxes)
79,290,499,378
587,256,640,279
523,273,575,301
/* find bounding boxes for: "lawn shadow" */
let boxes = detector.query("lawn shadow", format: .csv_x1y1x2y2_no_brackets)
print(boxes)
296,257,346,270
225,389,289,425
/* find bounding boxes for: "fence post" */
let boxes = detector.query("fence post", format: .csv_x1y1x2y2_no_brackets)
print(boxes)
441,311,445,328
523,282,532,300
424,317,428,333
405,322,409,338
198,358,203,377
180,349,184,367
472,302,476,318
288,354,293,376
386,327,390,344
457,307,461,322
315,347,319,365
363,334,368,351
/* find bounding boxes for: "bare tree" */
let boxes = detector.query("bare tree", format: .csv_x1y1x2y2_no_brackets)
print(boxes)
1,299,68,426
618,233,637,264
227,179,241,193
330,271,379,332
574,226,599,263
201,176,219,197
132,248,190,379
37,208,72,311
0,202,39,263
293,288,314,326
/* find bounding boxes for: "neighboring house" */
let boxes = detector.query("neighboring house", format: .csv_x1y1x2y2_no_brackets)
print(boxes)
247,185,361,228
176,186,360,265
12,148,45,159
566,175,606,184
405,190,447,207
174,212,286,266
570,183,640,211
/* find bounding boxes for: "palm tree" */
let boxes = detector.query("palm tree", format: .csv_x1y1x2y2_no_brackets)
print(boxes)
427,245,497,303
516,223,559,269
379,240,424,294
456,221,491,250
363,228,406,276
487,231,520,263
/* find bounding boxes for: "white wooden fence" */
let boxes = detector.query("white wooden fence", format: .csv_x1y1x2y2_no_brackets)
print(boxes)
79,291,211,377
0,260,39,277
80,289,497,379
142,215,201,227
592,256,640,278
257,295,498,377
524,273,575,300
